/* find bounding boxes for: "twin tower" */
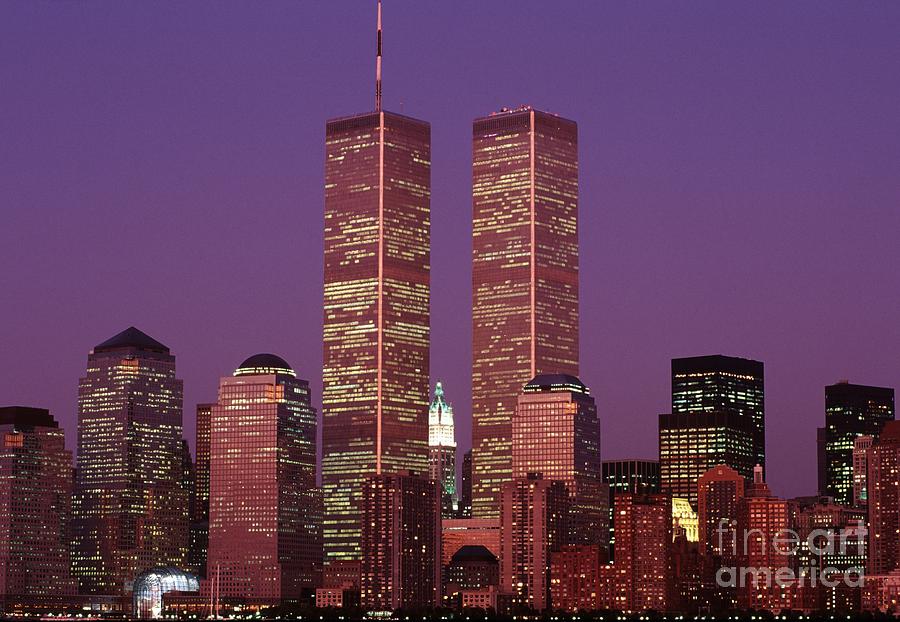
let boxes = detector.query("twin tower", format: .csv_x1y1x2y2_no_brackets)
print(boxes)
322,105,580,562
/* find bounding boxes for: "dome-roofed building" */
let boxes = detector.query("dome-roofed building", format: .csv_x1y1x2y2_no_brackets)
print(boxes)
132,567,199,619
234,353,296,377
445,545,499,604
523,373,588,394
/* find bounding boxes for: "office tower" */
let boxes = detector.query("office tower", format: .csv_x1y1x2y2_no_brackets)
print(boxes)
512,374,606,548
322,69,431,561
500,474,569,611
816,427,827,496
602,459,661,495
597,492,672,613
697,464,745,557
471,106,579,519
792,497,865,572
0,407,76,609
867,421,900,575
459,450,473,518
823,382,894,505
672,355,765,471
189,403,212,576
735,466,791,611
360,473,441,610
72,327,188,595
550,544,604,613
852,435,874,508
206,354,320,603
428,382,457,517
658,411,753,507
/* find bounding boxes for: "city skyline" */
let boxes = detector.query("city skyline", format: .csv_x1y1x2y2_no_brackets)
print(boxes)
3,2,900,504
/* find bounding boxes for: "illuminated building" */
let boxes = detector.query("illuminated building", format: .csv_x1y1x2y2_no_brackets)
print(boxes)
471,106,579,519
441,518,500,566
697,464,745,557
444,546,499,608
205,354,320,604
671,355,765,472
512,374,607,549
867,421,900,575
658,410,754,506
500,474,569,612
0,407,76,610
189,403,212,577
132,567,199,619
791,496,865,573
597,492,672,613
550,544,603,612
852,435,874,508
602,459,660,558
322,105,431,561
822,381,894,505
428,382,457,517
360,472,440,610
72,327,188,595
459,450,472,518
735,466,791,612
672,497,699,542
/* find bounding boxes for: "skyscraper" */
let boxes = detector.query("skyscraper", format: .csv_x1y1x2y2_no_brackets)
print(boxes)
360,472,441,610
658,411,754,506
852,435,874,508
189,403,213,576
671,355,765,471
867,420,900,575
206,354,320,603
322,5,431,558
0,407,76,610
428,382,457,517
459,450,473,518
72,327,187,595
500,474,569,612
602,459,660,560
512,374,606,549
697,464,745,557
823,381,894,505
471,106,579,518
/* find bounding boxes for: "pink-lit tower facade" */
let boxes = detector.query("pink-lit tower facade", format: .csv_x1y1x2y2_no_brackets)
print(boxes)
322,0,431,564
471,106,579,518
0,407,77,610
205,354,320,605
71,327,188,595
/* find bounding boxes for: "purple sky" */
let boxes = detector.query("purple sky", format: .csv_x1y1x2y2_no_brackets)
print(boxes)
2,1,899,499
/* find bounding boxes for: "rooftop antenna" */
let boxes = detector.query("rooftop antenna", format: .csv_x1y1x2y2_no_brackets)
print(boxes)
375,0,383,111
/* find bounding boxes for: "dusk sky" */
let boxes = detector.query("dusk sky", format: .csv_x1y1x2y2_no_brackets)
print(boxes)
2,1,899,499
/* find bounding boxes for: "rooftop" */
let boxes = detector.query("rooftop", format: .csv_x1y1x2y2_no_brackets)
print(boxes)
93,326,169,354
523,373,589,394
234,353,295,377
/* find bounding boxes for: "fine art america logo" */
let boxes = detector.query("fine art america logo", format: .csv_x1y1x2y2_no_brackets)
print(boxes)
714,519,866,589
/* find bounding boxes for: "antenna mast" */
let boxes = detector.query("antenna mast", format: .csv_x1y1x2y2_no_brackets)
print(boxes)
375,0,383,111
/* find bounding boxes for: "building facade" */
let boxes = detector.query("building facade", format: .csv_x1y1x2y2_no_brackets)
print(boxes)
72,327,188,595
671,355,765,472
428,382,457,517
659,410,754,506
322,109,431,562
0,407,76,609
512,374,606,549
867,421,900,575
500,474,569,612
189,403,212,577
360,472,441,611
471,106,579,519
205,354,320,603
822,382,894,505
459,450,472,518
697,464,745,557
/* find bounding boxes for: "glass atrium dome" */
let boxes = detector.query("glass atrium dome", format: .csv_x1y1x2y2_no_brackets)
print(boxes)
132,567,199,619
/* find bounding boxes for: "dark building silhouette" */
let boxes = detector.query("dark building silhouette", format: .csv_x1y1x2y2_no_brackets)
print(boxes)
471,107,580,519
671,355,765,472
189,403,212,577
0,407,76,611
822,381,894,505
459,450,473,518
72,327,188,595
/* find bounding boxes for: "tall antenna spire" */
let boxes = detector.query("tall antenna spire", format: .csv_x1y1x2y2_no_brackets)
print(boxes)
375,0,383,111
